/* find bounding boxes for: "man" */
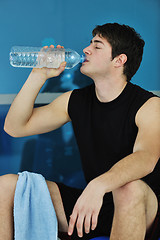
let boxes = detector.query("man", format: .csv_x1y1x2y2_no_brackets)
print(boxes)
2,23,160,240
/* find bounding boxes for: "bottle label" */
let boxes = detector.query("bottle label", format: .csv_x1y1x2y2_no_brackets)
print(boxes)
37,48,65,68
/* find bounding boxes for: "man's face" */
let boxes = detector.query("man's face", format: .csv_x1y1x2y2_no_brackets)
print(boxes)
80,34,114,79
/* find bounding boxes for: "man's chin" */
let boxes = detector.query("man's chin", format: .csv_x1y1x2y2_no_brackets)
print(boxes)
80,66,91,78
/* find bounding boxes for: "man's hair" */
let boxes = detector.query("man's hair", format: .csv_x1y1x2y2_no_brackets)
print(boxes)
92,23,145,81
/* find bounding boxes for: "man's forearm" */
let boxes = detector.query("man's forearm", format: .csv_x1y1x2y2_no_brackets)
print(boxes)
4,70,47,136
95,151,155,194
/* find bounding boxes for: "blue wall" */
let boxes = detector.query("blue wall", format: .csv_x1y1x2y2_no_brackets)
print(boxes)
0,0,159,183
0,0,160,93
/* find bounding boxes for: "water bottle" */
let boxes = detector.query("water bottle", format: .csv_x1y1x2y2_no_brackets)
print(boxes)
10,46,85,69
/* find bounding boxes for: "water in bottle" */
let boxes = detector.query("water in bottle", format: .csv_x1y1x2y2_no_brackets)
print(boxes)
10,46,86,69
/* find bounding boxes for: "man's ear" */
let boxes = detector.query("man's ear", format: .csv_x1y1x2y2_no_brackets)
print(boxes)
114,54,127,68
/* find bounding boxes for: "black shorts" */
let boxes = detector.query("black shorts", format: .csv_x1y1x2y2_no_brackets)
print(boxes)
56,182,114,240
56,180,160,240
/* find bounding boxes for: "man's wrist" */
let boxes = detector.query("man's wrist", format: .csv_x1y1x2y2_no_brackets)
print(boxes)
91,175,108,197
29,69,48,84
94,170,115,195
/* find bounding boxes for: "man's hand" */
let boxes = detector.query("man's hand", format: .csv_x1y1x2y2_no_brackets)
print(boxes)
32,45,66,80
68,179,105,238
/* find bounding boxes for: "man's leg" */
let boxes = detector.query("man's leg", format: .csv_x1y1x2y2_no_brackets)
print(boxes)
110,180,158,240
0,174,18,240
46,180,68,232
0,174,68,240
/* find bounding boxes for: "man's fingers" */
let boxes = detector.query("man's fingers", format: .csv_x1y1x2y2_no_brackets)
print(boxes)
91,212,98,231
69,211,99,237
43,44,64,49
76,214,85,237
68,211,85,238
50,61,66,76
84,213,91,234
56,45,64,48
68,212,77,236
59,61,66,71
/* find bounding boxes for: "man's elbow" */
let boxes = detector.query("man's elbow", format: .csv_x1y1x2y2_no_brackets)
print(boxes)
137,150,160,175
4,121,21,138
148,154,160,174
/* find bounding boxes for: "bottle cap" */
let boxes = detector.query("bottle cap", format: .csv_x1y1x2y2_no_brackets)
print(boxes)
80,55,86,63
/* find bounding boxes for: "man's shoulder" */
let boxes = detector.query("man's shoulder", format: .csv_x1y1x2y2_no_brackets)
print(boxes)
128,82,159,104
135,96,160,130
138,96,160,113
130,82,154,95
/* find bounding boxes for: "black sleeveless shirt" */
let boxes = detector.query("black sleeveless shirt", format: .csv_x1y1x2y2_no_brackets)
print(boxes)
68,82,160,196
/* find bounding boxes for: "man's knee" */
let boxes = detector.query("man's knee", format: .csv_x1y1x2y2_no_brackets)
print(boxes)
0,174,18,201
112,180,147,209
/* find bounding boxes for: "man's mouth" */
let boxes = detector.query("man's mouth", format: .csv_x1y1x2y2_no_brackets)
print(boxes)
84,59,89,63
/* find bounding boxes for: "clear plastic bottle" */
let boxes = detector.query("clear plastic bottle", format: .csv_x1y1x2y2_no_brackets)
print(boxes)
10,46,85,69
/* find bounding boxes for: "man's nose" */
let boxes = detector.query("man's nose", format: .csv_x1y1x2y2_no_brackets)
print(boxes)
83,46,91,55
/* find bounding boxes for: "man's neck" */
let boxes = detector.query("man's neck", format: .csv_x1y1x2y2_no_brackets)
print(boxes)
94,76,127,103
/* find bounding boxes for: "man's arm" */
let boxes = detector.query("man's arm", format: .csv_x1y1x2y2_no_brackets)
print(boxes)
68,96,160,237
97,96,160,193
4,46,71,137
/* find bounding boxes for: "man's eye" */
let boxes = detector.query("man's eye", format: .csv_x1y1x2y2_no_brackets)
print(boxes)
95,47,101,49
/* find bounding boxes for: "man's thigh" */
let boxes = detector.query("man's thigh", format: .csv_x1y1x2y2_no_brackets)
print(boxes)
46,181,69,232
142,180,159,232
